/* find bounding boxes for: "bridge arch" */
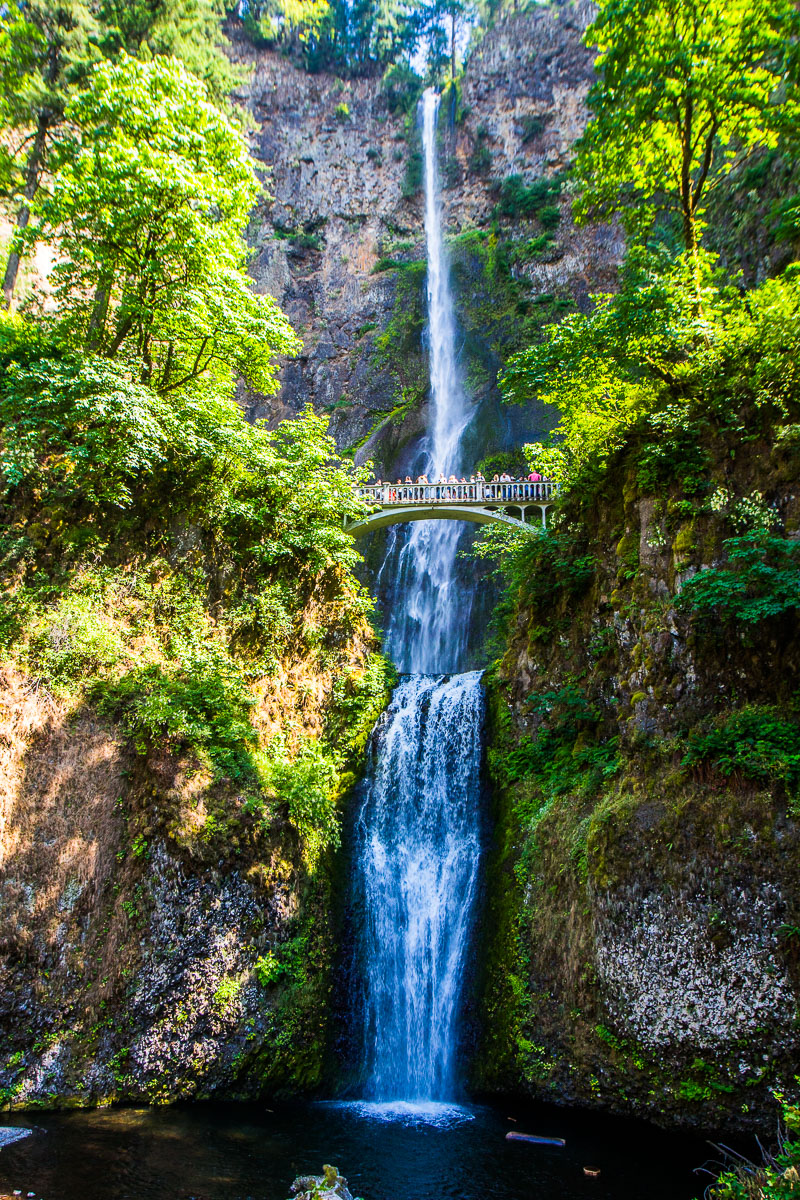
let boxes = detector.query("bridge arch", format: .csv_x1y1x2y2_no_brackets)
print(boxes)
345,504,548,538
343,480,559,538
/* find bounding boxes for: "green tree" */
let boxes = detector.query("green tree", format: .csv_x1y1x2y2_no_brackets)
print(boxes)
500,251,800,486
98,0,242,98
414,0,475,82
37,55,299,395
0,0,100,307
0,0,240,308
241,0,332,55
573,0,800,255
244,0,423,74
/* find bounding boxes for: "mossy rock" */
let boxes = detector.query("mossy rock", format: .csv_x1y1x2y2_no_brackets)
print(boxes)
672,520,696,563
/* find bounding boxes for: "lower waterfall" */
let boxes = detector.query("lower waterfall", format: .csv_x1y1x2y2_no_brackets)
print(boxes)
350,87,483,1109
353,672,485,1102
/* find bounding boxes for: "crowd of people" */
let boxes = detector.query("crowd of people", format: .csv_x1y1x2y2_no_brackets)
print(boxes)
370,469,547,487
363,468,551,503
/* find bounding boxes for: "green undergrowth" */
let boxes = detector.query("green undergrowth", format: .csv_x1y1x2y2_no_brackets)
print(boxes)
474,256,800,1117
0,313,390,862
700,1090,800,1198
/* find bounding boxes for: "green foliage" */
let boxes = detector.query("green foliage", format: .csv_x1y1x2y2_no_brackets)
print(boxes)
402,149,423,198
0,0,240,306
491,684,619,803
520,114,546,144
257,734,340,860
36,56,299,396
100,658,258,781
679,532,800,624
212,976,243,1011
98,0,242,99
683,707,800,798
247,0,425,77
0,317,381,839
29,591,127,684
334,100,350,119
0,321,372,574
0,350,171,508
381,62,423,115
468,125,491,176
475,527,594,609
0,2,100,203
241,0,331,58
701,1090,800,1198
447,226,572,368
473,525,595,682
501,251,800,487
495,174,561,221
573,0,800,252
372,260,427,409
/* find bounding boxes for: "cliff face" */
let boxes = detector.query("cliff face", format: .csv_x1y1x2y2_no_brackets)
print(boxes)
0,595,387,1108
476,406,800,1130
234,4,623,473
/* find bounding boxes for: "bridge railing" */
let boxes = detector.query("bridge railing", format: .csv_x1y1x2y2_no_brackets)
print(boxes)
356,480,559,506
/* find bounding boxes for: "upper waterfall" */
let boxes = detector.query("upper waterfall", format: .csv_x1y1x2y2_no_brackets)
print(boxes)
381,89,475,674
422,88,473,475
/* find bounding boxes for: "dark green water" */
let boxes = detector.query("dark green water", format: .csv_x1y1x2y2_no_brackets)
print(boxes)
0,1099,718,1200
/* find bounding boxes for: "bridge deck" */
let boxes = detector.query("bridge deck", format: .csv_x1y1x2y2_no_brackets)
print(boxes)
345,480,559,537
357,480,557,506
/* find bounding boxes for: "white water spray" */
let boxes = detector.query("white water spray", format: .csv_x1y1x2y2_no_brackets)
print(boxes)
354,90,483,1107
355,673,484,1100
382,89,475,674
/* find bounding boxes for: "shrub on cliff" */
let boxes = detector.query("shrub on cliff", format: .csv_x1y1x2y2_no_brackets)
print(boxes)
502,254,800,488
0,54,386,861
701,1090,800,1198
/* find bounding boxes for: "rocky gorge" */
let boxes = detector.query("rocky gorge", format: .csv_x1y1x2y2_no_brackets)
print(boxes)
0,0,798,1158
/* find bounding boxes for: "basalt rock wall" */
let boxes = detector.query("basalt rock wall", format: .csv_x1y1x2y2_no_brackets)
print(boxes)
233,3,623,474
0,608,387,1108
477,418,800,1132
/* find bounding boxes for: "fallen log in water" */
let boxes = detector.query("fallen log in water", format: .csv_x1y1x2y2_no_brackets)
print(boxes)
505,1132,566,1147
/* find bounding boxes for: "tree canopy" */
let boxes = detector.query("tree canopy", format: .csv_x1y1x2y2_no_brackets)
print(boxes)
35,55,298,395
0,0,241,306
573,0,800,253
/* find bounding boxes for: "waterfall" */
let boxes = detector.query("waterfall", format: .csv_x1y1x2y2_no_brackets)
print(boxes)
354,673,484,1100
351,88,484,1110
381,88,475,674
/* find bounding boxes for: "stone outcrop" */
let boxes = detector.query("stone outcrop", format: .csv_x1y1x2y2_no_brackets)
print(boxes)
232,5,623,472
0,584,385,1108
477,419,800,1131
289,1165,354,1200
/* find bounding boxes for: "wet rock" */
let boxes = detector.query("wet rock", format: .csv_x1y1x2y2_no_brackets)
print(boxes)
0,1129,32,1148
289,1164,354,1200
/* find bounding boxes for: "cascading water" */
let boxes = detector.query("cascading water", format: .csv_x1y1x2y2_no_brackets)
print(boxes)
380,88,475,674
354,673,484,1100
352,88,485,1108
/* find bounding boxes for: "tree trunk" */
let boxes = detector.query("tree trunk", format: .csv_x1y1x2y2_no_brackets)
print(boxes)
2,115,49,310
86,281,112,351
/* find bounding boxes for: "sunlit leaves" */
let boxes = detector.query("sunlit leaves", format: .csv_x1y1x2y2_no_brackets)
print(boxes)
573,0,800,250
501,253,800,487
36,55,300,395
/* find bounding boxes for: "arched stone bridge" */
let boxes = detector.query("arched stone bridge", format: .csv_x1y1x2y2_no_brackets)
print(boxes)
344,480,559,537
